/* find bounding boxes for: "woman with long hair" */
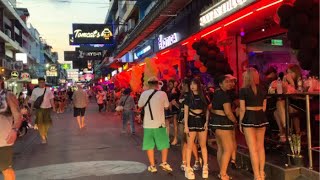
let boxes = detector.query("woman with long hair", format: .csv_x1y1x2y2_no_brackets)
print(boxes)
184,78,209,179
209,75,237,180
178,78,201,172
240,68,268,180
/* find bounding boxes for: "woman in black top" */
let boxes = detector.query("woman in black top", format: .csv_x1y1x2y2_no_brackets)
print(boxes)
209,75,237,180
239,68,268,180
178,79,200,172
168,79,180,145
184,78,209,179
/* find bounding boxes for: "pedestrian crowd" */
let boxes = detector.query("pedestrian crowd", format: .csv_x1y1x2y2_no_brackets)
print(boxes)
0,63,319,180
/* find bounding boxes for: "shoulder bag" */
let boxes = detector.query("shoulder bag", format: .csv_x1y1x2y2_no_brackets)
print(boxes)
115,95,129,112
34,88,46,109
141,90,158,121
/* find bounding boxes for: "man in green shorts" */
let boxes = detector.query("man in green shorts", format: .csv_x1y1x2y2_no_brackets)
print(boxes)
138,77,173,173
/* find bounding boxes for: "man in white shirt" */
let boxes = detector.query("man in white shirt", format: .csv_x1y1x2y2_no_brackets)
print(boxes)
31,77,56,144
138,77,172,173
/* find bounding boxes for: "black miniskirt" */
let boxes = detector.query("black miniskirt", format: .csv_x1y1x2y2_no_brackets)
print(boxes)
209,114,234,130
165,109,173,119
188,115,206,132
241,110,269,128
171,106,179,115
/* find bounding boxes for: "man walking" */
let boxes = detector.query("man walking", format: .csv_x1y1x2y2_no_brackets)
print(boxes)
119,88,135,134
31,77,56,144
0,88,22,180
72,84,89,130
138,77,173,173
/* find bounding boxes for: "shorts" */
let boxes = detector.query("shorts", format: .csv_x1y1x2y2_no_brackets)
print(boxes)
142,128,170,151
74,108,86,117
0,146,13,171
188,115,206,132
209,114,234,131
241,110,269,128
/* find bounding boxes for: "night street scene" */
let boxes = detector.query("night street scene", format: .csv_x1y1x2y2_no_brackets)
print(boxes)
0,0,319,180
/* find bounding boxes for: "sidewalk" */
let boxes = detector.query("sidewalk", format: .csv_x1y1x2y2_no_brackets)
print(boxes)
1,103,252,180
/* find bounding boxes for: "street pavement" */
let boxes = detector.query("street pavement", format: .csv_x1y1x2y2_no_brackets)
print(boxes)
1,102,252,180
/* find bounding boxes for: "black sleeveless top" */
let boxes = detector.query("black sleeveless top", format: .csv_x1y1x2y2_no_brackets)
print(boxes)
212,89,231,110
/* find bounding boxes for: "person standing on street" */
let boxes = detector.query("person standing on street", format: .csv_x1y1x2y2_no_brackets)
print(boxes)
31,77,56,144
96,89,105,112
0,84,23,180
119,88,136,134
138,77,173,173
72,84,89,130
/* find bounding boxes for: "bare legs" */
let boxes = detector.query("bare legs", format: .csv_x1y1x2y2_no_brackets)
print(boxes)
244,127,266,180
76,116,85,129
146,148,169,166
2,168,15,180
171,114,178,145
231,129,238,164
215,129,234,179
186,131,208,169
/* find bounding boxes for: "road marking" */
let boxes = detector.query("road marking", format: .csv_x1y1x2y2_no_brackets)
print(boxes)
14,161,147,179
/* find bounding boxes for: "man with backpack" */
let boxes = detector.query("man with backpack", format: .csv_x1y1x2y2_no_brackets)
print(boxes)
138,77,173,173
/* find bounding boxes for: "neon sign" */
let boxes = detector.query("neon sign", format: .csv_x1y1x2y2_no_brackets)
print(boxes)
158,33,179,50
134,45,151,59
200,0,255,27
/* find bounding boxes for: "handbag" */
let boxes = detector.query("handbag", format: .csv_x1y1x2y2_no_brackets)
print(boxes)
34,88,46,109
116,95,129,112
141,90,158,121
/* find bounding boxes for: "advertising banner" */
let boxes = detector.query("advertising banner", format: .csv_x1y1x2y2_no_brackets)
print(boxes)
76,48,103,60
72,24,114,44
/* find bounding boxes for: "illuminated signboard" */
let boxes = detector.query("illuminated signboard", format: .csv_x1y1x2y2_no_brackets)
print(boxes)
134,45,151,59
46,65,58,77
72,24,114,44
158,33,179,50
69,34,75,45
76,48,103,60
200,0,256,27
16,53,27,64
271,39,283,46
61,63,72,70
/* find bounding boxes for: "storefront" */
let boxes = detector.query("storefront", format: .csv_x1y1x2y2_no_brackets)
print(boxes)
172,0,284,85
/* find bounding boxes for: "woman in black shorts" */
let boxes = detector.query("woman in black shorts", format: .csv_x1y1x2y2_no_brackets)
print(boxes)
178,78,200,172
184,78,209,179
209,75,237,180
239,68,268,180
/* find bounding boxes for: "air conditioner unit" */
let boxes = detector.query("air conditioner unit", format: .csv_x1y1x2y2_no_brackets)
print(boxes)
127,19,135,31
5,29,11,37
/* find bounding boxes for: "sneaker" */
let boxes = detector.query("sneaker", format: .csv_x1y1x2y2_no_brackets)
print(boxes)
159,162,173,172
192,160,201,171
202,164,209,179
185,167,195,180
147,166,157,173
180,163,186,171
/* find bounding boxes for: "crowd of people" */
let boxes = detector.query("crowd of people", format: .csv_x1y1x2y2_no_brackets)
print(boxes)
112,63,319,180
0,63,318,180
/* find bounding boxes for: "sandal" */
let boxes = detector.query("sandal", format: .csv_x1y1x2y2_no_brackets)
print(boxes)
218,174,231,180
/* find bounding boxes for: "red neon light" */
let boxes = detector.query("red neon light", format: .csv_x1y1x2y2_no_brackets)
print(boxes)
139,63,146,66
224,12,253,27
182,42,189,45
201,27,222,37
161,50,170,55
127,68,132,71
257,0,283,11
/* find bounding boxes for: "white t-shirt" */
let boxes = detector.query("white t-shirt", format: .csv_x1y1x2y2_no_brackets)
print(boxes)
138,89,169,128
31,87,54,108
